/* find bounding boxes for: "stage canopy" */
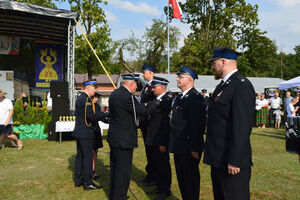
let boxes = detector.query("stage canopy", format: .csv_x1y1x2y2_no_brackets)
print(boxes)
0,0,78,109
278,76,300,90
0,0,78,42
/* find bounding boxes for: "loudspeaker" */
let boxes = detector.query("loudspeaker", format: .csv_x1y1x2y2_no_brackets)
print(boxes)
50,81,69,98
48,81,70,141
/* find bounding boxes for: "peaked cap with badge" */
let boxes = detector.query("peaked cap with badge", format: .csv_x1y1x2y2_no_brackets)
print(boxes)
141,63,156,73
122,73,140,81
177,65,198,79
152,76,169,87
83,79,97,87
209,47,242,61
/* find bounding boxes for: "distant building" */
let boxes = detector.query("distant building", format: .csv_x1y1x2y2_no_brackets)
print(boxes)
74,74,119,108
118,73,285,94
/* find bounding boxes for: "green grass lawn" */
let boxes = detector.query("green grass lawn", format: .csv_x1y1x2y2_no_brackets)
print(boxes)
0,128,299,200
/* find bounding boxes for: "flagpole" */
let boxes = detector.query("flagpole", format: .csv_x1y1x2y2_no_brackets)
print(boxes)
167,0,170,75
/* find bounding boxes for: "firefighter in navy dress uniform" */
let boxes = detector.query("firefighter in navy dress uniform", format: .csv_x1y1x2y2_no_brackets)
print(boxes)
145,77,172,200
72,80,106,190
107,74,158,200
139,63,157,186
203,47,256,200
168,66,206,200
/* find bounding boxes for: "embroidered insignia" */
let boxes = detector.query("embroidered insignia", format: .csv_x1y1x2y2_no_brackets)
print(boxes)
225,79,231,85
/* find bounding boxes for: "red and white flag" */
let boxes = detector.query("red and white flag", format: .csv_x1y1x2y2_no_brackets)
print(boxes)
168,0,182,20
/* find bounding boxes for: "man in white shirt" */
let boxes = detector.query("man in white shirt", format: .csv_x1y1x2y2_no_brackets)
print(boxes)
269,92,282,127
286,97,299,126
0,89,23,150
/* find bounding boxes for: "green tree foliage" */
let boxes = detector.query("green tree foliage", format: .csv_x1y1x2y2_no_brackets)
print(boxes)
178,0,277,77
281,45,300,80
14,0,57,8
69,0,113,78
142,18,180,72
115,18,180,73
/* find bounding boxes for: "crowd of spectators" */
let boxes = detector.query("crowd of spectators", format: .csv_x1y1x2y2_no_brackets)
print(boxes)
255,91,300,128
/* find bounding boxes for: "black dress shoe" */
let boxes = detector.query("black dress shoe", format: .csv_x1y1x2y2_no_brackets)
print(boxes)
143,181,156,187
154,192,171,200
75,183,82,187
84,183,103,190
146,188,160,194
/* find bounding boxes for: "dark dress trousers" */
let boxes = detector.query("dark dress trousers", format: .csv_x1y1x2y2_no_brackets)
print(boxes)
168,87,206,200
139,82,156,181
145,93,172,193
72,92,106,187
108,85,157,200
203,71,255,200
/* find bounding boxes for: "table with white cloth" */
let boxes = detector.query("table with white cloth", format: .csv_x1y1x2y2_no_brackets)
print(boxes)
55,121,109,144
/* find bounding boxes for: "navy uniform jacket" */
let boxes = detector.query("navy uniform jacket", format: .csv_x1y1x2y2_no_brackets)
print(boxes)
145,93,172,147
139,82,156,131
168,87,206,154
107,85,157,149
72,92,106,139
203,71,255,169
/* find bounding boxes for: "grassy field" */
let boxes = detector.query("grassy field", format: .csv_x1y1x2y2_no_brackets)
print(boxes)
0,128,299,200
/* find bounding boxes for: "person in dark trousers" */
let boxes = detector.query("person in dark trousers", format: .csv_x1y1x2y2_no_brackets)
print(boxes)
139,63,157,186
91,92,109,180
168,66,206,200
72,80,106,190
145,77,172,200
107,74,158,200
204,47,255,200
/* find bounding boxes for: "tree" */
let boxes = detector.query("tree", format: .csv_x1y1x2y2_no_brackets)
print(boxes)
69,0,112,78
115,18,181,73
180,0,267,73
142,18,180,72
282,45,300,80
15,0,57,8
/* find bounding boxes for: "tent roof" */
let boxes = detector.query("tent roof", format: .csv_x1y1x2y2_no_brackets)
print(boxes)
278,76,300,90
0,0,79,42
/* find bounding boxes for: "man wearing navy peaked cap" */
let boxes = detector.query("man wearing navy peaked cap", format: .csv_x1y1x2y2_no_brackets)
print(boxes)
145,76,172,199
177,65,198,80
139,63,157,186
73,79,106,190
107,73,158,200
204,47,255,200
169,65,206,200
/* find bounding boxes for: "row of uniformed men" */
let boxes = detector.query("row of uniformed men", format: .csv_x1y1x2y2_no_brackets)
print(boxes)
72,47,256,200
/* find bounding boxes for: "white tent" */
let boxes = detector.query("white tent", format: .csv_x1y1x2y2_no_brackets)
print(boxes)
278,76,300,90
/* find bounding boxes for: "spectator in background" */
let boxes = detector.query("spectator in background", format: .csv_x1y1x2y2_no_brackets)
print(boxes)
47,92,52,111
286,97,299,126
0,89,23,150
269,92,282,127
256,93,269,128
283,92,293,111
201,89,210,107
273,106,283,129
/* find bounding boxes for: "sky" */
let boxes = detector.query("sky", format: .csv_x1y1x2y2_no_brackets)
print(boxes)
57,0,300,54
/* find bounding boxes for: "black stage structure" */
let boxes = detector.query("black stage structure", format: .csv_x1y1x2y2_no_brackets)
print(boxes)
0,0,79,140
